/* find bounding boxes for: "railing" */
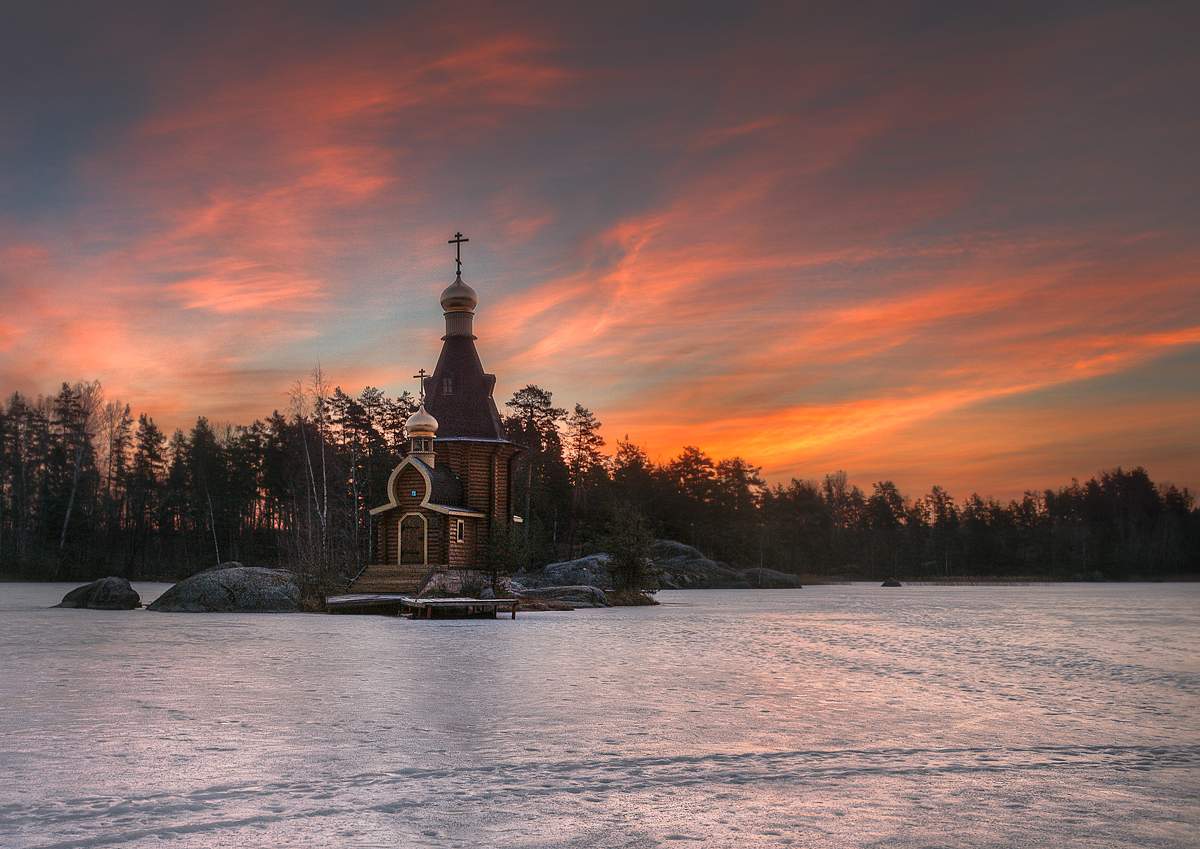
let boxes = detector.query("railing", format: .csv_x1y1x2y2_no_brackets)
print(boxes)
347,560,372,591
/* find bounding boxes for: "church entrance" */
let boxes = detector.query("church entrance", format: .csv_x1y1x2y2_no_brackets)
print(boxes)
399,514,426,565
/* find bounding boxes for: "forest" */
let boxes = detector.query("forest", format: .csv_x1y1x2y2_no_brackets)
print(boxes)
1,377,1196,586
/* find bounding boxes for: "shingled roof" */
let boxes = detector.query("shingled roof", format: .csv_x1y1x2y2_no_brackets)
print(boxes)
410,457,465,507
424,336,508,441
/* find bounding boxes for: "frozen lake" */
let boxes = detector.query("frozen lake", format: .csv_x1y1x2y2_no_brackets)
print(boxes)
0,582,1197,848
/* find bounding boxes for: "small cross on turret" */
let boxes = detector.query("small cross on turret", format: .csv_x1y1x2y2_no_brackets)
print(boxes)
448,231,469,277
413,368,429,402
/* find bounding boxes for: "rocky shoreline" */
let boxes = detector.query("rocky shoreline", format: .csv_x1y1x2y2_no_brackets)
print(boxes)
49,540,811,614
513,540,803,592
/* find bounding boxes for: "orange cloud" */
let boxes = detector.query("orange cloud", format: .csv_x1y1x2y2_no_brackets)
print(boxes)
165,265,326,314
2,3,1196,501
479,164,1200,499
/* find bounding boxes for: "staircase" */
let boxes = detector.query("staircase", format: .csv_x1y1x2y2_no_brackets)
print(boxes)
348,564,430,594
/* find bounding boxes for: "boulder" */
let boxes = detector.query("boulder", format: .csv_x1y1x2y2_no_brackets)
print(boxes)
56,577,141,610
650,539,702,560
514,585,610,608
516,554,613,589
147,566,300,613
650,540,746,589
514,539,805,593
881,579,903,587
516,552,663,592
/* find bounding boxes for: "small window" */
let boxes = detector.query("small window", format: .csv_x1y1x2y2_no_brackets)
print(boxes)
410,490,418,498
455,519,465,543
442,376,454,395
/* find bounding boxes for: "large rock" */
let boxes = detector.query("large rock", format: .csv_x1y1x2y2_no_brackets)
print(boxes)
147,566,300,613
515,554,613,589
514,585,611,608
650,540,747,589
516,552,660,592
420,568,490,597
56,577,141,610
514,539,804,592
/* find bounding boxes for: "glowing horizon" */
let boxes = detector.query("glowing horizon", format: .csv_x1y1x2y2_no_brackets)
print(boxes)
2,4,1197,500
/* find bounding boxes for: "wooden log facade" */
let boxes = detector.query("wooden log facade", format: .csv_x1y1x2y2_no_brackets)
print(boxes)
436,439,521,561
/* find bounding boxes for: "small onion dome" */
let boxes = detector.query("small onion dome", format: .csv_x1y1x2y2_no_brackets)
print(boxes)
405,404,438,437
440,274,478,313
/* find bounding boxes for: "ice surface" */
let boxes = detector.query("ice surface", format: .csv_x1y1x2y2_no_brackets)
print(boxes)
0,582,1197,848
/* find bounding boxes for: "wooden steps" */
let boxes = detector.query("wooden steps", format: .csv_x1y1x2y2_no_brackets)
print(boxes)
348,564,430,594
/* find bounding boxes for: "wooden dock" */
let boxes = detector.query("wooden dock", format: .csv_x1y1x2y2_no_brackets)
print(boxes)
326,593,518,619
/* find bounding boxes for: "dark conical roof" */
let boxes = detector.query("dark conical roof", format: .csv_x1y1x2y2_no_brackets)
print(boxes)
423,336,507,441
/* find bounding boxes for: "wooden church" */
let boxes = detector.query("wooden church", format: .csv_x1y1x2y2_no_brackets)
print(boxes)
349,235,521,594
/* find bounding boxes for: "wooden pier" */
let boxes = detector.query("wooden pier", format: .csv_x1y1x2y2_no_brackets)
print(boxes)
326,593,518,619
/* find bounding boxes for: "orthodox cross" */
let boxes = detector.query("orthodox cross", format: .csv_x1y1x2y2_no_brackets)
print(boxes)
413,368,429,402
448,231,469,276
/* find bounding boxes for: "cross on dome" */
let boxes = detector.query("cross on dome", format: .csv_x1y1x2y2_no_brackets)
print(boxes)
413,368,429,401
448,231,469,277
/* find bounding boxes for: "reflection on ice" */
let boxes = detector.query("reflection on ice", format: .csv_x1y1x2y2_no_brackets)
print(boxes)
0,583,1197,848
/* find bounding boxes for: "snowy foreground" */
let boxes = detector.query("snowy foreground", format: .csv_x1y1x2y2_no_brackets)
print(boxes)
0,582,1197,848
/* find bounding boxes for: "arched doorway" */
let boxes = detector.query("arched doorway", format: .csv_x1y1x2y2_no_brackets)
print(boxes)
399,514,426,565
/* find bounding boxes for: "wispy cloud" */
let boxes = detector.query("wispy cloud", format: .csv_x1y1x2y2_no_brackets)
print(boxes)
1,3,1196,497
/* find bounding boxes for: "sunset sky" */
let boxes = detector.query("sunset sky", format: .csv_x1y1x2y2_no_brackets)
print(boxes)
2,2,1197,499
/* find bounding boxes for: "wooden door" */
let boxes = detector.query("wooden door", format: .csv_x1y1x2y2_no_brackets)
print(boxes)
400,515,425,565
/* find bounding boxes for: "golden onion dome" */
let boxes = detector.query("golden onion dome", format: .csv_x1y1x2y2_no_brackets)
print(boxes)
405,404,438,437
439,274,478,313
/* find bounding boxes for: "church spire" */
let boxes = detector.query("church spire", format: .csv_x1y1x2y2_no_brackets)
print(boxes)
439,230,478,338
425,233,507,441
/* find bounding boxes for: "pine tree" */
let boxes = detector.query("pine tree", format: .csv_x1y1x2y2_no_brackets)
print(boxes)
127,414,165,571
564,403,605,486
503,386,568,559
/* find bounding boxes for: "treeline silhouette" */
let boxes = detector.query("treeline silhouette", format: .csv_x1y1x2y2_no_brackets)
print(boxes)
1,378,1196,584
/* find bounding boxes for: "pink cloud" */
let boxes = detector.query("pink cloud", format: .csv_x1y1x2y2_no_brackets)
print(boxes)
1,4,1196,502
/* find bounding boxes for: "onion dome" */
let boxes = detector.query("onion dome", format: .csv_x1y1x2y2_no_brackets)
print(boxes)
439,274,478,313
405,404,438,437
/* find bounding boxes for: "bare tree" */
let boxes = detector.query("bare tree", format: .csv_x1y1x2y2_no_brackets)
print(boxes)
58,380,103,554
288,367,335,600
